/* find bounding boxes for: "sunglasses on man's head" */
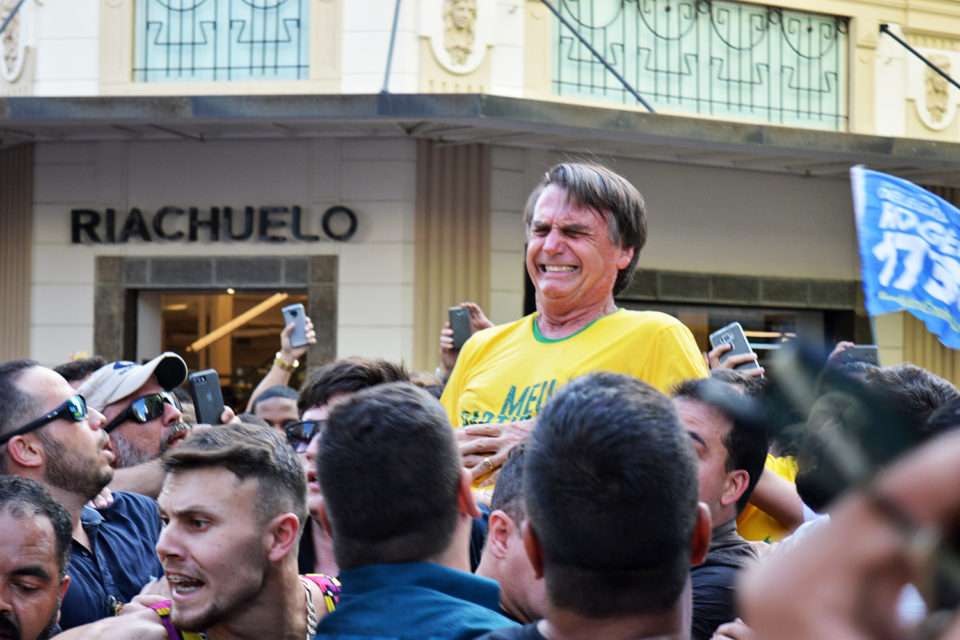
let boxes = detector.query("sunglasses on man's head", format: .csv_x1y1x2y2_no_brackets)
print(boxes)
284,420,326,453
0,394,88,446
104,391,181,434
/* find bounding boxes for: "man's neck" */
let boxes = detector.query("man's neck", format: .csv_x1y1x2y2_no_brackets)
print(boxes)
206,564,307,640
40,483,91,550
535,299,617,340
426,513,473,573
537,608,688,640
310,517,339,575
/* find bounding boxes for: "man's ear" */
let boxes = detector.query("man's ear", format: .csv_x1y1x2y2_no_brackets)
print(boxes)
6,434,44,469
521,520,544,579
486,510,516,560
457,468,482,520
690,502,712,566
721,469,750,509
265,512,301,563
616,244,635,270
56,575,71,623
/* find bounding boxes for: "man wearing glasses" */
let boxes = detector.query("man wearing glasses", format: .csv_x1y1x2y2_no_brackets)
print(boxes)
288,357,410,577
81,353,190,463
0,360,165,630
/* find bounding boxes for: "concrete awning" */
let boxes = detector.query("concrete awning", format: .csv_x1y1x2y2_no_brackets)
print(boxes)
4,93,960,186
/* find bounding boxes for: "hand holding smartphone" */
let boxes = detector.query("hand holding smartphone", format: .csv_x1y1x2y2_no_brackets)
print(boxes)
281,303,309,349
709,322,762,374
449,306,473,350
188,369,225,425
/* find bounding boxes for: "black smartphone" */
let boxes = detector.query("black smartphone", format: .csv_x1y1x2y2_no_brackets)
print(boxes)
281,303,309,348
188,369,225,425
449,306,472,350
709,322,762,373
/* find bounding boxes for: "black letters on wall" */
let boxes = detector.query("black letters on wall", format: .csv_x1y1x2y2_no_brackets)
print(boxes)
69,205,358,244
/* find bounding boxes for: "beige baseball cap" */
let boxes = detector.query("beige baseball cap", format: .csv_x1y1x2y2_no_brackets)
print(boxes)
78,352,188,412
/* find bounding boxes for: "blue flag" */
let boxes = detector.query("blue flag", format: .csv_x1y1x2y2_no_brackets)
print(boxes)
852,166,960,349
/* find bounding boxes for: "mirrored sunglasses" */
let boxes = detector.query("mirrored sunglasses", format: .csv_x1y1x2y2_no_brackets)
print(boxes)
0,394,88,446
104,391,181,434
285,420,326,453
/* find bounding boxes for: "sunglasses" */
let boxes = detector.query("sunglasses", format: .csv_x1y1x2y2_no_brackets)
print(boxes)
104,391,181,434
0,395,88,446
285,420,325,453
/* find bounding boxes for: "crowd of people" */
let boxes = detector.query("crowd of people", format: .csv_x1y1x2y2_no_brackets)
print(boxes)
2,162,960,640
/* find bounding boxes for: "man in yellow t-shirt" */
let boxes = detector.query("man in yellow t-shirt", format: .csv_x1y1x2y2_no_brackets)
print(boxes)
441,163,707,486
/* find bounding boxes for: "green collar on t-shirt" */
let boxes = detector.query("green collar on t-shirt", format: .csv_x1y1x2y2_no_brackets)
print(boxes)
531,308,622,344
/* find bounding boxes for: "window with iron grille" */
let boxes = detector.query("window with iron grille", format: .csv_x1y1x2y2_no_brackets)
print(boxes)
133,0,309,82
553,0,848,130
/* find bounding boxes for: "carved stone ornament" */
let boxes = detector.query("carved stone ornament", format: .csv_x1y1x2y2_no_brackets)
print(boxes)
925,54,951,125
908,47,959,132
423,0,492,74
0,0,28,82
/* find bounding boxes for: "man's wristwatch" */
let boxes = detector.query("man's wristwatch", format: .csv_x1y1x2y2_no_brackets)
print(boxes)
274,352,299,372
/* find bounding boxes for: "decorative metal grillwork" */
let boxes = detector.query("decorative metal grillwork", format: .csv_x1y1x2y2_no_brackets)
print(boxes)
134,0,308,82
553,0,848,130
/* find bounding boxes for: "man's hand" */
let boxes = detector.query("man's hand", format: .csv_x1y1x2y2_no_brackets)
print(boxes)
87,486,114,509
195,406,239,429
712,618,755,640
281,315,316,362
826,340,856,366
457,419,534,484
705,342,764,377
438,302,494,379
137,576,170,599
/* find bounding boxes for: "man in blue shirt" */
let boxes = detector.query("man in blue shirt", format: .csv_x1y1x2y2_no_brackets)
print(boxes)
314,382,517,639
0,360,164,630
476,373,712,640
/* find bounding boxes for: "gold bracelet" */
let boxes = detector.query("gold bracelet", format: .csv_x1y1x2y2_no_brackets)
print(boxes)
274,352,299,372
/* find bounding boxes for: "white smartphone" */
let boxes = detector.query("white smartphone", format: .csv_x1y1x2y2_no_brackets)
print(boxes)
281,303,309,349
709,322,762,373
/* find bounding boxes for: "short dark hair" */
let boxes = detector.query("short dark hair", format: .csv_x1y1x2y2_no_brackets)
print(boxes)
162,422,307,529
251,385,299,412
0,475,72,579
0,360,39,437
52,356,107,385
672,377,770,514
526,372,698,617
923,397,960,441
298,358,409,414
318,383,462,569
0,360,40,472
709,368,767,396
523,162,646,295
490,443,526,526
864,363,960,427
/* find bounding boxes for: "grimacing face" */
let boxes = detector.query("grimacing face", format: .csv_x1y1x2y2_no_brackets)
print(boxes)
0,508,69,640
525,184,633,318
156,468,269,633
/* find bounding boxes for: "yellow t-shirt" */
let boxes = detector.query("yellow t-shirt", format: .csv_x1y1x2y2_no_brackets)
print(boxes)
441,308,707,429
736,454,800,543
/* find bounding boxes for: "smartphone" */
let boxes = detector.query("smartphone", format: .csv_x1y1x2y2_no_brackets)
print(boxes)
188,369,225,425
281,303,308,349
709,322,762,373
834,344,880,366
449,306,472,350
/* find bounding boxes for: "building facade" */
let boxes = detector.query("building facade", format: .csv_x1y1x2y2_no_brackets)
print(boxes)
3,0,960,392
